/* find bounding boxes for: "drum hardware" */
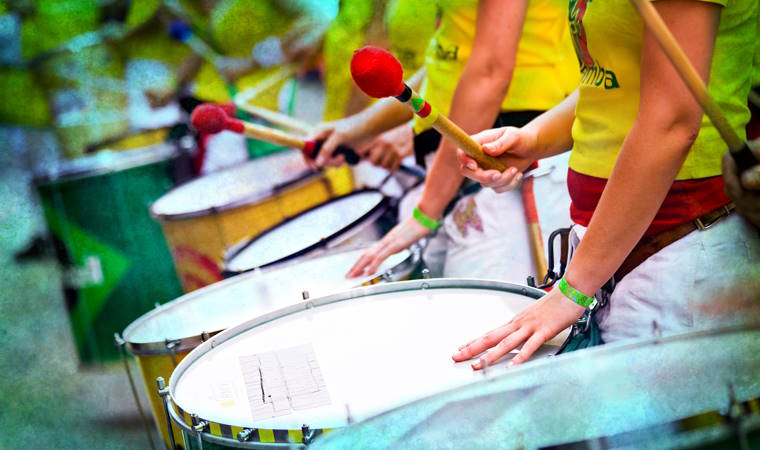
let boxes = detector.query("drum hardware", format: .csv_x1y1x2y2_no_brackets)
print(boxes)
201,331,210,342
345,404,354,425
527,227,572,289
302,291,310,300
156,376,178,450
114,333,157,450
301,425,317,445
165,339,182,366
192,414,210,449
652,320,662,339
725,383,753,450
238,428,255,442
421,268,431,279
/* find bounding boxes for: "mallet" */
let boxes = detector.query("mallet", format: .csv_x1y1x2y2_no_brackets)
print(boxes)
629,0,758,173
191,103,360,164
350,46,548,279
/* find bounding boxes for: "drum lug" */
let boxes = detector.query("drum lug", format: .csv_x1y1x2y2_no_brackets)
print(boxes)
201,331,210,342
381,269,393,282
420,268,431,279
301,425,317,445
238,428,255,442
192,415,209,432
302,290,310,300
156,376,177,450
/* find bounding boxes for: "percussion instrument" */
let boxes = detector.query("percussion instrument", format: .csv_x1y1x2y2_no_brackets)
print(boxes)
34,144,183,364
150,150,336,292
162,279,563,448
223,190,393,275
120,245,419,449
314,324,760,449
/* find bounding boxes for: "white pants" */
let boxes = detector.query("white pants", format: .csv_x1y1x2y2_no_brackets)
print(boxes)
570,214,760,343
400,153,573,281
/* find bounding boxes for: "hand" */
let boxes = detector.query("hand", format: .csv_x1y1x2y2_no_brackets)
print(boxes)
310,117,367,167
452,288,585,369
145,87,176,108
215,56,255,83
723,145,760,228
346,216,430,277
359,123,414,172
457,126,538,193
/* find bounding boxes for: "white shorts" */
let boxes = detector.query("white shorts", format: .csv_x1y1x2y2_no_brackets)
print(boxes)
570,214,760,343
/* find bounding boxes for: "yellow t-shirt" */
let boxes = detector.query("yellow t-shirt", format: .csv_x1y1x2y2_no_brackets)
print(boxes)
568,0,757,180
414,0,579,133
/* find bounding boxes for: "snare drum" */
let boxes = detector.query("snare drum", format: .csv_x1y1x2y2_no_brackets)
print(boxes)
34,144,183,364
121,246,418,449
163,279,564,448
151,150,336,292
313,324,760,450
224,190,394,275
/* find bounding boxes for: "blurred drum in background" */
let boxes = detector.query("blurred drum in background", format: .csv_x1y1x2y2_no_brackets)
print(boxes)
313,324,760,450
120,245,419,449
162,279,562,449
150,150,337,292
33,143,184,364
223,189,395,276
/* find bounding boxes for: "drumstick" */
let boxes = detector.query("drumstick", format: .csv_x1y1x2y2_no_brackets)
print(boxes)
349,46,507,172
629,0,759,173
169,20,220,65
233,96,314,135
191,103,360,164
520,176,548,281
350,46,548,278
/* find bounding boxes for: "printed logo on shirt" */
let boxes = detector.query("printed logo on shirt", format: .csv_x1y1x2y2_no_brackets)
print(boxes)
568,0,620,90
452,197,483,238
435,43,459,61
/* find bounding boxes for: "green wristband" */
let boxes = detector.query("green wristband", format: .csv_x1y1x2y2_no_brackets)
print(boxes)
558,277,598,310
413,206,441,230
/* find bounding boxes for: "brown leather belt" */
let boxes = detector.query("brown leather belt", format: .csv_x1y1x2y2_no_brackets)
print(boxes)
614,203,735,283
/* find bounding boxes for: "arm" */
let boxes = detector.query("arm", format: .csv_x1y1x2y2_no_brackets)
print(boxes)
453,0,723,368
418,0,528,219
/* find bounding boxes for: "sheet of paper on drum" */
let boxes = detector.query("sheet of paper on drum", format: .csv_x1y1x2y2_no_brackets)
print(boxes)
239,344,331,420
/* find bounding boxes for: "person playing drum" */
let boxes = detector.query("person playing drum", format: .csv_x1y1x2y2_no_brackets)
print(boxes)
315,0,579,281
453,0,760,368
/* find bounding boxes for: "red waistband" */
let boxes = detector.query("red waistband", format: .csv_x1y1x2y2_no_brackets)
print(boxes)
567,169,731,237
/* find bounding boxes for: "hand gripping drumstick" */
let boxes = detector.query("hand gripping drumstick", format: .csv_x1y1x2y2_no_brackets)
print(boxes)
191,103,360,164
350,46,548,280
629,0,759,173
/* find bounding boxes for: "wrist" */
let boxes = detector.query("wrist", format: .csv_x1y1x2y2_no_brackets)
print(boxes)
412,204,441,231
557,277,597,310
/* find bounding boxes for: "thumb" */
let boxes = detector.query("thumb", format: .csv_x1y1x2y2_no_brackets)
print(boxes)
481,128,519,157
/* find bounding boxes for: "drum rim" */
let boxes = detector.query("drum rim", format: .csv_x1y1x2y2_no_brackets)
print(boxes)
166,278,545,440
122,244,421,356
223,189,389,274
149,156,321,221
313,321,760,449
32,141,178,185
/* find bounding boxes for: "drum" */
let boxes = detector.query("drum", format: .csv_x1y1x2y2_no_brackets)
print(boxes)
313,324,760,450
223,190,393,275
34,144,183,364
121,245,419,449
150,150,336,292
163,279,564,448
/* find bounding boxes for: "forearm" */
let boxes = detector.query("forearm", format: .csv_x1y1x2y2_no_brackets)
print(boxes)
524,89,578,159
346,97,414,141
564,118,696,295
175,54,203,87
420,69,513,218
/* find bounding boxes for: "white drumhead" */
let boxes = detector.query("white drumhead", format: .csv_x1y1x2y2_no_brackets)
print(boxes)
172,282,561,430
226,191,385,272
150,150,311,217
124,247,411,346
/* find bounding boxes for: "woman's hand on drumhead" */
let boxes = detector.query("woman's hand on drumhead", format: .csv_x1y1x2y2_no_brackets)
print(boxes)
360,123,414,172
457,127,537,193
452,289,585,369
346,216,429,278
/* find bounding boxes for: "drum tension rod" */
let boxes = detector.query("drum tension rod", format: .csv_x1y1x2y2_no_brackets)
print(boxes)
114,333,157,450
238,428,255,442
156,376,178,450
301,425,317,445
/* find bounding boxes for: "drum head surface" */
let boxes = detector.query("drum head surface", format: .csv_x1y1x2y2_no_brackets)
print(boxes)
150,150,311,218
313,324,760,450
225,191,385,272
171,281,558,431
124,247,410,347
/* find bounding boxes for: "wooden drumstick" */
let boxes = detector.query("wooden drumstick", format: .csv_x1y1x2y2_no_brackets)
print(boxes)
350,46,548,279
191,103,360,164
521,175,548,282
629,0,759,173
349,46,507,172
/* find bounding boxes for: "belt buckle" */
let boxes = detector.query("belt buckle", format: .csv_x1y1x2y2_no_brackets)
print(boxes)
694,205,732,231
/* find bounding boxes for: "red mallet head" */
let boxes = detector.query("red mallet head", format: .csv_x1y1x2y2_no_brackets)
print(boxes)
191,103,245,134
350,46,404,98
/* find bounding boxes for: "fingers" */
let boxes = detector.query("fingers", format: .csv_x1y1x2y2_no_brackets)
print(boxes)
380,149,400,171
363,246,396,276
452,322,517,362
346,249,376,278
741,165,760,191
470,127,507,147
508,332,547,367
723,152,743,200
471,327,531,370
457,149,521,192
